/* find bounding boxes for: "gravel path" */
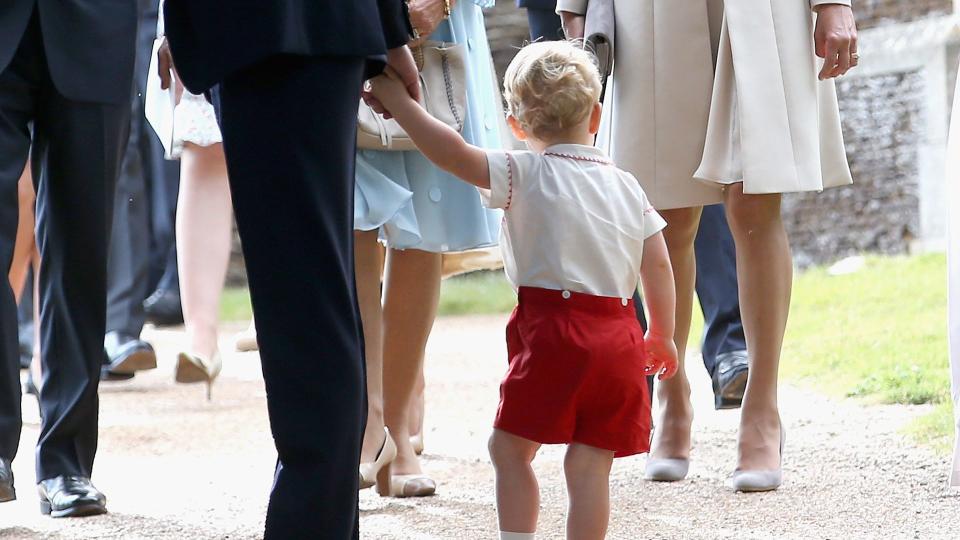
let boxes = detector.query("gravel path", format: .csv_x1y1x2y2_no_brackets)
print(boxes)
0,315,956,539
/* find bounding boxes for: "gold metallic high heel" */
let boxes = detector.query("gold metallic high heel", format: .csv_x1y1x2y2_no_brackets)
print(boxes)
359,427,397,490
175,351,222,401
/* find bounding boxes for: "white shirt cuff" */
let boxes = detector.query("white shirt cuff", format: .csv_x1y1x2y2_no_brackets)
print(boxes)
481,151,514,209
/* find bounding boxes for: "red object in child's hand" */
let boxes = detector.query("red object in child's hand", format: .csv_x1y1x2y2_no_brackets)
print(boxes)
644,332,679,380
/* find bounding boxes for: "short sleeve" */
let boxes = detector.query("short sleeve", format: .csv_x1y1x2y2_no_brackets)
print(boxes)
643,207,667,239
639,190,666,239
480,150,516,210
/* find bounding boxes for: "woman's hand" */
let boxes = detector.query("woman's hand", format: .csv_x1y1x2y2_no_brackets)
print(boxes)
156,37,184,104
559,11,586,40
644,332,679,380
814,4,858,80
407,0,456,46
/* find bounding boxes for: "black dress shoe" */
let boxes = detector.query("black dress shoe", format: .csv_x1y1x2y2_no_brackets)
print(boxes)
100,365,136,382
104,331,157,375
38,476,107,518
0,458,15,502
712,350,749,410
143,288,183,326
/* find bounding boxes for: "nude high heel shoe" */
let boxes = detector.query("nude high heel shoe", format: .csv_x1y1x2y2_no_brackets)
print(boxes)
644,458,690,482
729,420,786,492
644,427,690,482
359,427,397,490
175,351,222,401
377,474,436,498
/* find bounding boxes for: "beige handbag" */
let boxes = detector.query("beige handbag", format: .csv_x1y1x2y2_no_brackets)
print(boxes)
358,42,467,151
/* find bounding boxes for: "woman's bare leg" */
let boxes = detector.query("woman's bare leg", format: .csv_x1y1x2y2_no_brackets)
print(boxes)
382,248,442,475
723,185,790,471
177,143,232,361
9,166,35,301
648,207,703,460
355,230,387,462
408,369,425,442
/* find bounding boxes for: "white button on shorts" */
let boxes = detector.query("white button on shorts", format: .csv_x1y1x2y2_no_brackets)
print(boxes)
561,290,571,299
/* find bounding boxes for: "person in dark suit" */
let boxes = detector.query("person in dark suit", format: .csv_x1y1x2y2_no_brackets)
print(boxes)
521,1,749,409
104,0,182,377
161,1,419,537
518,0,564,42
0,0,137,517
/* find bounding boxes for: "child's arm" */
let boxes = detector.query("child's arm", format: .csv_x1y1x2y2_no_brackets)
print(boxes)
639,231,679,379
369,70,491,189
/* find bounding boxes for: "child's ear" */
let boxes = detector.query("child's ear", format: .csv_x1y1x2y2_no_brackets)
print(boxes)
507,115,528,141
588,102,602,135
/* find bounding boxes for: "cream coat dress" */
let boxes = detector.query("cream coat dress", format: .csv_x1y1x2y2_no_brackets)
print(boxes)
557,0,854,210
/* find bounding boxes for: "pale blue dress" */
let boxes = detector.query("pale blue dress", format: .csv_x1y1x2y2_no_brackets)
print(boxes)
354,0,502,252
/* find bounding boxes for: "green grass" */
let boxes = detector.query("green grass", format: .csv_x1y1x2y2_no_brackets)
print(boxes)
779,253,952,452
220,287,254,323
780,254,949,406
905,401,954,454
219,254,955,450
438,271,518,316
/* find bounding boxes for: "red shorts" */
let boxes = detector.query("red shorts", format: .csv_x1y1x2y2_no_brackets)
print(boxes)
494,287,652,457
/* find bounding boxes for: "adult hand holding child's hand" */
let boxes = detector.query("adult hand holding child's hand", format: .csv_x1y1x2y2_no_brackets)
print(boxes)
363,45,420,119
367,67,412,118
644,332,679,380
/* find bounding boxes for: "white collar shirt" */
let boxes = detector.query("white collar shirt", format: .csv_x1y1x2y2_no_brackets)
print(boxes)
482,144,666,299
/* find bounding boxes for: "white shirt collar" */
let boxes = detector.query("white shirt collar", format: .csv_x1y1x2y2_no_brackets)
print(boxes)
542,144,614,165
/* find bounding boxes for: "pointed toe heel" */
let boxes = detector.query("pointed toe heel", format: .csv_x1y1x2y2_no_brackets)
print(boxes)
359,427,397,490
643,458,690,482
730,420,786,493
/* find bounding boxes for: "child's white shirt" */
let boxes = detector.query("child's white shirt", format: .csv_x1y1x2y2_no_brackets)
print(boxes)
482,143,667,299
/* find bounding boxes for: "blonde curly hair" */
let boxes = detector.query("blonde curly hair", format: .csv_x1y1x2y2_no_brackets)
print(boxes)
503,40,602,142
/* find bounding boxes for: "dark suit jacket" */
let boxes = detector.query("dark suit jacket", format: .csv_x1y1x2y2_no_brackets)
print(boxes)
164,0,412,95
517,0,557,10
0,0,137,105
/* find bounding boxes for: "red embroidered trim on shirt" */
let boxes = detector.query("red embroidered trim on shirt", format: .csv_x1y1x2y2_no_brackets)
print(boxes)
544,151,614,166
505,154,515,210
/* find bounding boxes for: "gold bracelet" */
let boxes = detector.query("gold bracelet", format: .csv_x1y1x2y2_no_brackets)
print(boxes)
443,0,452,18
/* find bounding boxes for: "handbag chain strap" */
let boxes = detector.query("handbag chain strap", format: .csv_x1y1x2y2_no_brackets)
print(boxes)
440,48,463,132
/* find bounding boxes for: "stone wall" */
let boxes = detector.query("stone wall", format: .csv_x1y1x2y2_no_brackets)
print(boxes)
782,71,926,267
855,0,953,29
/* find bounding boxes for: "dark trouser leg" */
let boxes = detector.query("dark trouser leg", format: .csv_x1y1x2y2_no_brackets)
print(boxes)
217,55,366,540
526,8,564,42
694,204,746,376
18,275,34,369
0,30,35,463
32,83,128,481
105,96,150,337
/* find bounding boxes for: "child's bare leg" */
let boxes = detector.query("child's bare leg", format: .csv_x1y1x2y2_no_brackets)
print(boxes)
489,429,541,535
564,443,615,540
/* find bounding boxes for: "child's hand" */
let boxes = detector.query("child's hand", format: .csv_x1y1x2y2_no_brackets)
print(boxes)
643,332,678,380
367,68,417,118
